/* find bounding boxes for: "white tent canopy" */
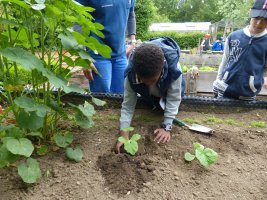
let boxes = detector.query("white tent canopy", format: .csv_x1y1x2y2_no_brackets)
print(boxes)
149,22,211,32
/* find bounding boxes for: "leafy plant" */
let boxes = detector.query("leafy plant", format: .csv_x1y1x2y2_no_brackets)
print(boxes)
66,147,83,162
0,0,109,183
250,121,266,128
203,116,223,124
118,127,141,156
184,143,218,167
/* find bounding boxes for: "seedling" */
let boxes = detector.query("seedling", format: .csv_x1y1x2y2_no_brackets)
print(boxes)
184,143,218,167
118,127,141,156
250,121,266,128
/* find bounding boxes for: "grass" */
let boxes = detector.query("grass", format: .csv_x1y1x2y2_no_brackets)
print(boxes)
250,121,266,128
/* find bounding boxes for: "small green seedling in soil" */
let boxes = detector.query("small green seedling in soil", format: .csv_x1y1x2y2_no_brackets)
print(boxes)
118,127,141,156
184,143,218,167
250,121,266,128
203,116,223,124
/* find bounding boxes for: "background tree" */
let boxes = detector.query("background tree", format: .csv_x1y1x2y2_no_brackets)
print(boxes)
217,0,254,28
135,0,158,38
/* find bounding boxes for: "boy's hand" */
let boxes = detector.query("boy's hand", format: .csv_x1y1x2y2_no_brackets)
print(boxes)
115,131,129,154
153,128,171,143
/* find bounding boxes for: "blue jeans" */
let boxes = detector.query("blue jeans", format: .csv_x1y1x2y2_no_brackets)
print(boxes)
90,55,127,94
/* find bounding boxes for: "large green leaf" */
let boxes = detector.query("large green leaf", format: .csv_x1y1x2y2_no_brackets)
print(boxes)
195,144,218,167
92,97,106,106
74,112,94,129
66,147,83,162
16,110,44,130
1,0,30,9
14,96,51,117
54,132,73,148
130,134,141,142
124,140,139,156
6,138,34,157
0,47,85,94
18,158,41,183
0,144,19,168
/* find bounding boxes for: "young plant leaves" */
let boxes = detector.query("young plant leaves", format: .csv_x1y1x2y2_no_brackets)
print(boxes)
184,142,218,167
54,132,73,148
118,134,141,156
18,158,42,184
184,152,195,162
6,138,34,157
66,147,83,162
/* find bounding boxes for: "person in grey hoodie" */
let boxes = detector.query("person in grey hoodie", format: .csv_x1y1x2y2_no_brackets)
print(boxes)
213,0,267,100
116,37,184,153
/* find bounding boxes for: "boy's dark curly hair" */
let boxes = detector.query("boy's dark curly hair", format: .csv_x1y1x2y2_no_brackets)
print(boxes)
132,43,164,78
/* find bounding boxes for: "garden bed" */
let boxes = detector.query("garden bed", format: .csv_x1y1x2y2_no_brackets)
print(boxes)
0,104,266,200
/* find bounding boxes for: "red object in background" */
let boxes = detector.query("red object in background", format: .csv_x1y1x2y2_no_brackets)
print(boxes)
6,118,16,124
0,105,3,114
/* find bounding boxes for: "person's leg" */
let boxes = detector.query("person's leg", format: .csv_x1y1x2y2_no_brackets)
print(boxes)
90,58,112,93
110,55,127,94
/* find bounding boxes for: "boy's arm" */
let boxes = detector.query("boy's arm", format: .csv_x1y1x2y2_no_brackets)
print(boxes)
119,78,137,130
216,38,229,80
163,63,183,126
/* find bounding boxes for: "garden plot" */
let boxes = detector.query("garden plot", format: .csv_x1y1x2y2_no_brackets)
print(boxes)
0,106,266,200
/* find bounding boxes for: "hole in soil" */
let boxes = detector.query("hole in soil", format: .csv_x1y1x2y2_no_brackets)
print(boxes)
96,153,155,196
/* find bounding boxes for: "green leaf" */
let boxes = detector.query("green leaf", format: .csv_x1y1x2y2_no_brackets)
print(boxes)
118,136,128,144
195,147,218,167
124,140,138,156
0,144,19,168
1,0,31,9
14,96,51,117
26,132,43,139
66,147,83,162
18,158,41,184
6,138,34,157
37,145,48,156
184,152,195,162
194,142,204,151
0,47,84,94
92,97,106,106
54,132,73,148
70,101,96,129
16,110,44,130
121,127,134,132
131,134,141,141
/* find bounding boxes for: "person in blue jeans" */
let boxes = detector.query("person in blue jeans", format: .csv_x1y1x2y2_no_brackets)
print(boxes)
212,37,224,51
74,0,136,94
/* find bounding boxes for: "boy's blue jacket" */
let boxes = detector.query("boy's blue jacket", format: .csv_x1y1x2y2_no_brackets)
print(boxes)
222,29,267,98
125,37,183,103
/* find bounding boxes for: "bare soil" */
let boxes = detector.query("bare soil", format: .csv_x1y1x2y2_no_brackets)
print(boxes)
0,104,267,200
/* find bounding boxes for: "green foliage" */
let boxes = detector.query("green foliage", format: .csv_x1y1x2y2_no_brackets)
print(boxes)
0,0,108,183
119,127,141,156
135,0,157,38
141,31,204,49
66,147,83,162
203,116,223,124
217,0,254,28
250,121,266,128
198,66,217,71
18,158,42,184
152,0,222,23
184,143,218,167
54,132,74,148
